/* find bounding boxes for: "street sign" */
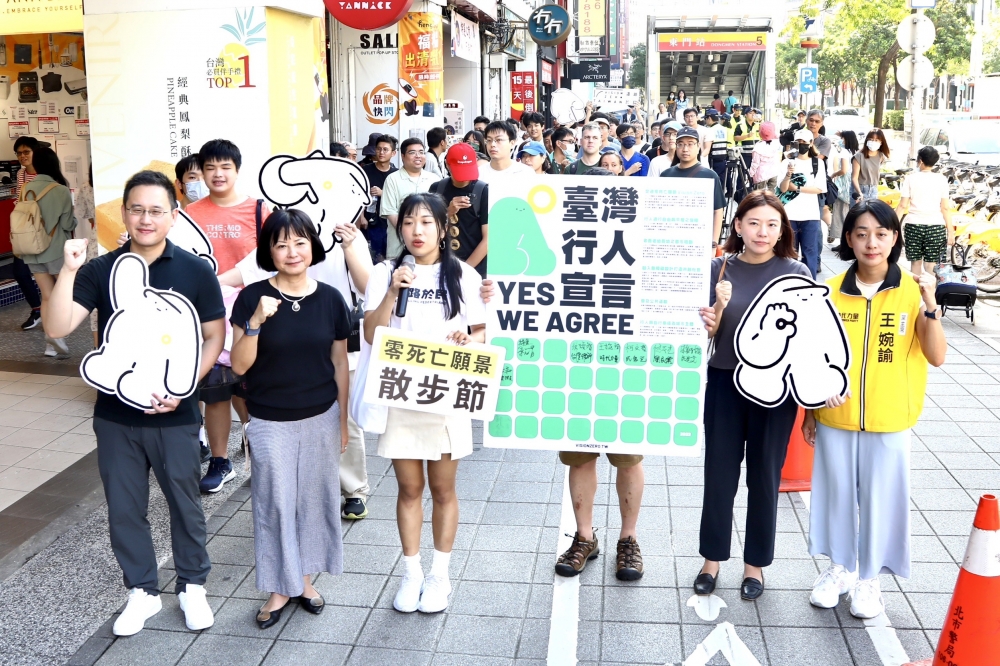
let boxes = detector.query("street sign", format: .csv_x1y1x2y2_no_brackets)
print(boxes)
527,4,572,47
593,87,640,109
897,54,934,89
578,36,602,55
798,64,819,94
569,59,610,83
896,14,936,55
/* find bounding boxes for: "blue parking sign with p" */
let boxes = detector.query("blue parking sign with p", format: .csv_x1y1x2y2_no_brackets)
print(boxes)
798,65,819,94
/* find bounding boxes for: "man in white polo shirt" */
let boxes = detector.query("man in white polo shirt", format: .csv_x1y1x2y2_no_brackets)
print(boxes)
380,137,438,259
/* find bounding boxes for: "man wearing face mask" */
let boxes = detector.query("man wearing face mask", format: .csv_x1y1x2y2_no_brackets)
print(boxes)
175,155,208,209
550,127,578,171
617,124,650,176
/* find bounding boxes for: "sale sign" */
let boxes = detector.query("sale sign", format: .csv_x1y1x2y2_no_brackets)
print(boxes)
509,71,536,122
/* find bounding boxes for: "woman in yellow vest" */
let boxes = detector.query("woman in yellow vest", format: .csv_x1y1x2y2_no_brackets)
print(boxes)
802,200,946,619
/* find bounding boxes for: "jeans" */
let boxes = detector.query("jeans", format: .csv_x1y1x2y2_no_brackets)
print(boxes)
791,219,822,279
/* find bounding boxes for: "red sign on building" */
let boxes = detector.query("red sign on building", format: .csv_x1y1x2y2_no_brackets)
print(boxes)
509,71,536,122
325,0,416,31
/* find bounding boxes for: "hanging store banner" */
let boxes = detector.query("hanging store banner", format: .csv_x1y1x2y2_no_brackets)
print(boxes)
657,32,767,52
85,6,327,254
450,12,480,63
569,59,610,83
483,177,714,457
1,1,83,33
364,326,504,420
398,12,444,137
607,0,618,58
353,45,400,141
578,0,606,37
509,71,536,122
325,0,416,31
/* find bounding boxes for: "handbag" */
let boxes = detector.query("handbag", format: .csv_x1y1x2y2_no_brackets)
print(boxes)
349,336,388,434
344,253,363,353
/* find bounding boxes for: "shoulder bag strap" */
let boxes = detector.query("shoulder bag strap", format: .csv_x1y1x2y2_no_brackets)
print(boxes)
471,180,487,218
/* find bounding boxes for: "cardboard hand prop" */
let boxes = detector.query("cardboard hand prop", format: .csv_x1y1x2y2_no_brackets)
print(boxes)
81,253,203,410
258,151,371,252
733,275,850,408
167,209,217,273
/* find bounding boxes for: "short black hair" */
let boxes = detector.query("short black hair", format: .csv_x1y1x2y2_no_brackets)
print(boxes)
650,121,662,130
683,107,698,118
174,154,200,181
589,111,609,123
400,137,424,156
123,170,178,210
522,111,545,128
329,142,350,158
836,199,903,264
13,136,41,152
552,127,574,143
714,93,721,99
197,139,242,171
615,124,633,138
473,115,490,126
375,134,398,150
426,127,447,149
917,145,940,167
256,208,327,272
484,120,516,141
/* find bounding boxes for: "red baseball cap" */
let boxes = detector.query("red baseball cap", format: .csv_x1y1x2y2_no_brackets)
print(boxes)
446,143,479,181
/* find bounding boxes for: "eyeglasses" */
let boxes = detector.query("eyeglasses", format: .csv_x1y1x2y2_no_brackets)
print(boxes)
405,151,426,157
484,137,509,145
15,150,31,157
126,206,172,219
375,147,394,154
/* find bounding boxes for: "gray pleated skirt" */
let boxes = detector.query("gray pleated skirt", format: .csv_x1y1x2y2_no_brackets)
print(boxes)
246,402,344,596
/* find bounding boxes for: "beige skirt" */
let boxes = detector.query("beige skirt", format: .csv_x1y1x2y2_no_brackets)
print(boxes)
377,407,473,461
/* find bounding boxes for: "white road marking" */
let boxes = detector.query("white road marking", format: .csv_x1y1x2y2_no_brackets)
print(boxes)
547,467,580,665
686,593,727,621
680,621,761,666
797,492,910,666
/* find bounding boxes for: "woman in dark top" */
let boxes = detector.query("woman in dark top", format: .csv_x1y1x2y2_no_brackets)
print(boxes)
229,209,351,629
694,190,811,601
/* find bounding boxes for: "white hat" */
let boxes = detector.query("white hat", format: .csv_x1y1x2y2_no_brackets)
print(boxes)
793,129,814,143
593,117,610,127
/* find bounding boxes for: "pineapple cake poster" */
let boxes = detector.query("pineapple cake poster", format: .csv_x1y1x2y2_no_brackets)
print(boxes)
84,4,329,254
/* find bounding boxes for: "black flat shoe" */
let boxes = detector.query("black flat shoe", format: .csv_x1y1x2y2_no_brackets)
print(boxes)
298,594,325,615
256,600,291,629
740,576,764,600
693,572,718,596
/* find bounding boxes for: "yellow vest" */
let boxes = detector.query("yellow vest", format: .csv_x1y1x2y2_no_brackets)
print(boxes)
815,264,929,433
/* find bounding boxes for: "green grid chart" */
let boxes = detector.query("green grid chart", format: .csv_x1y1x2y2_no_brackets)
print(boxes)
484,336,705,456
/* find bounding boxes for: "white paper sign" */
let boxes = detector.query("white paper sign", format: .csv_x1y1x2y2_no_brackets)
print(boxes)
363,326,504,420
484,177,714,456
81,253,203,410
733,275,850,408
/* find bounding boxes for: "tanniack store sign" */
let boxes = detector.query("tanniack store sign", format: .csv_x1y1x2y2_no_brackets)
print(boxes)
1,0,83,33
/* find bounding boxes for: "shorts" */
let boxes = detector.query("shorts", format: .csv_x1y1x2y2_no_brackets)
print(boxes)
198,364,246,404
27,257,64,275
903,223,947,263
558,451,644,468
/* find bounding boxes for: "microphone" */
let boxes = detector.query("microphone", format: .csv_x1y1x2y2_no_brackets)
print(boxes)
395,255,416,317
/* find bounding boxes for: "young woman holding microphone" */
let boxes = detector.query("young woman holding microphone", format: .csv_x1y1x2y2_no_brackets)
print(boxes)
363,192,488,614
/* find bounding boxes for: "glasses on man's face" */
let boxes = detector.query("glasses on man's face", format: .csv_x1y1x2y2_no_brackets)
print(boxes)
405,151,425,157
16,151,31,158
376,147,393,154
126,206,171,219
485,137,508,145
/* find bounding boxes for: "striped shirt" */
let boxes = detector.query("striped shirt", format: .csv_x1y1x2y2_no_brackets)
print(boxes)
15,169,37,199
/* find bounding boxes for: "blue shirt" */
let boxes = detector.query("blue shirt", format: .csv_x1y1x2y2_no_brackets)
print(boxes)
622,151,650,177
725,96,739,113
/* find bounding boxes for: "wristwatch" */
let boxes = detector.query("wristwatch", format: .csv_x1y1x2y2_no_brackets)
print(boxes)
923,308,940,320
245,321,262,336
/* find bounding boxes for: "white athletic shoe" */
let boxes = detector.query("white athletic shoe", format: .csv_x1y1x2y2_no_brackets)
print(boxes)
178,584,215,631
43,344,57,357
810,564,857,609
393,571,424,613
850,577,885,619
113,588,162,636
417,574,451,613
50,337,70,355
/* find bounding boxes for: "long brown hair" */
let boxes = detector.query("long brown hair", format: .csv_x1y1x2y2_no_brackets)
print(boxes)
863,128,891,160
722,190,796,259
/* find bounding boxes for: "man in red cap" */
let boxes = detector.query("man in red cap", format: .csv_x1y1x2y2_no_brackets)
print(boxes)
429,143,489,277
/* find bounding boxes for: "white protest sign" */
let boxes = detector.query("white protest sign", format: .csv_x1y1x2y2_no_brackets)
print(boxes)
484,177,714,457
81,253,203,410
733,275,850,408
593,87,641,111
363,326,504,420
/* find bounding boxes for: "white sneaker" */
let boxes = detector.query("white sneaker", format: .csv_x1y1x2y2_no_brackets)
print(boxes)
417,574,451,613
850,577,885,619
393,571,424,613
113,588,162,636
810,564,857,609
50,337,70,355
43,344,56,357
178,584,215,631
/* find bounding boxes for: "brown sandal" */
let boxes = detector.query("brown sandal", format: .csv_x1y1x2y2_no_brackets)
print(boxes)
555,530,600,577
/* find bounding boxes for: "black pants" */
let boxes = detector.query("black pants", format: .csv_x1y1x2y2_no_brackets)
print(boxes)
13,257,40,309
711,159,728,199
699,366,799,567
94,418,210,595
734,152,753,204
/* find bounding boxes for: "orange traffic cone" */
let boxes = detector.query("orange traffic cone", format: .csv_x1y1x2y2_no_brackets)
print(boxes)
779,407,813,492
933,494,1000,665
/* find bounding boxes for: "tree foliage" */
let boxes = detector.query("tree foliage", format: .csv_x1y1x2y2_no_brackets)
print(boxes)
628,43,646,90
